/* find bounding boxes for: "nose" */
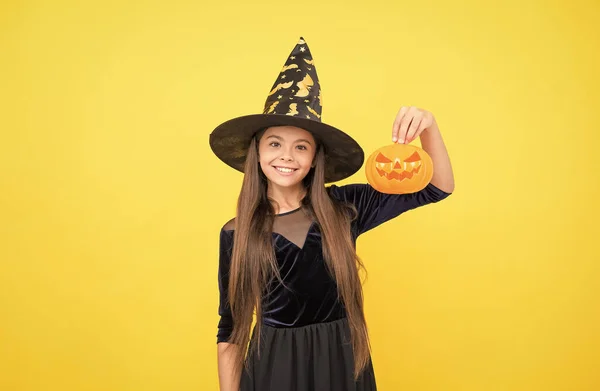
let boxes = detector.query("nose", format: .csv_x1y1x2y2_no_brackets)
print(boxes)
278,144,296,163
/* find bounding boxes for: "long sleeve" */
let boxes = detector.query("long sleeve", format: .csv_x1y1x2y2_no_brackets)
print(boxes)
327,182,452,236
216,228,234,343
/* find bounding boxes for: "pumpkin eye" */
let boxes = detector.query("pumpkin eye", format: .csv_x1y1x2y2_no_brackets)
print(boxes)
404,151,421,163
375,152,392,163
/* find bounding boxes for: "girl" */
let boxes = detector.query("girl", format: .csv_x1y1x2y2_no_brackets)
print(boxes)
209,37,454,391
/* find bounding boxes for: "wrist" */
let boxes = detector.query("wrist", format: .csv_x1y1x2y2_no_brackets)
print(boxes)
422,121,440,139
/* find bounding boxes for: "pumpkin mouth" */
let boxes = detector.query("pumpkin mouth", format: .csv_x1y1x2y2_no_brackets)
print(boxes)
376,165,421,181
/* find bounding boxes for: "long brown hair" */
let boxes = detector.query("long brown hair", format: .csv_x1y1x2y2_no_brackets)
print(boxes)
225,131,371,381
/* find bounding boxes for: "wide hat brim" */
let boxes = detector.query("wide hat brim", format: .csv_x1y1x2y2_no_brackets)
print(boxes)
209,113,364,183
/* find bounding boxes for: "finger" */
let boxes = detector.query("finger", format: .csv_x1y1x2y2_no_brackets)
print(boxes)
397,116,412,144
405,115,423,143
392,106,409,142
397,107,417,143
409,114,433,143
408,122,426,144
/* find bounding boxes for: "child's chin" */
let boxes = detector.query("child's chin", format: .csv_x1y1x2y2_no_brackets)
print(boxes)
266,174,306,188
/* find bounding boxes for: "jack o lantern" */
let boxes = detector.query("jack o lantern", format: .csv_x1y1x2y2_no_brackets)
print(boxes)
365,144,434,194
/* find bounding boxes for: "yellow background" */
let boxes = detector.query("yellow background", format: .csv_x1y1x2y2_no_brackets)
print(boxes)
1,0,599,390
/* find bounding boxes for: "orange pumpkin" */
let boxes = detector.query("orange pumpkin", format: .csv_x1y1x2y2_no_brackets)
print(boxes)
365,144,434,194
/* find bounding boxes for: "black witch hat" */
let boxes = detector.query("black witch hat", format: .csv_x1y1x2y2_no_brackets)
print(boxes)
209,37,364,183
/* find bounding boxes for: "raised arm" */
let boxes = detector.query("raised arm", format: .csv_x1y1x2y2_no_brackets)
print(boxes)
392,106,455,193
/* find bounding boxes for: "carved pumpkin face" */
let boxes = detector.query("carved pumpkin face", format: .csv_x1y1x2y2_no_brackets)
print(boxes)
365,144,434,194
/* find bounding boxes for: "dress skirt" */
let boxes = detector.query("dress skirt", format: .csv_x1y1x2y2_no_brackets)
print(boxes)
240,317,377,391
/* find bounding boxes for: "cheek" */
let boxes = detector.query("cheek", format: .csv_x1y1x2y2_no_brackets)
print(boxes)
258,158,273,175
258,148,275,164
256,151,270,171
298,153,314,169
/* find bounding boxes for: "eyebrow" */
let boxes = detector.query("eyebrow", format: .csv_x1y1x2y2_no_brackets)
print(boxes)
266,135,313,145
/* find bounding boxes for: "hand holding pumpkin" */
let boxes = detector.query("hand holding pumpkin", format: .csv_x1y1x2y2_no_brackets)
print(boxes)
363,107,436,194
392,106,435,144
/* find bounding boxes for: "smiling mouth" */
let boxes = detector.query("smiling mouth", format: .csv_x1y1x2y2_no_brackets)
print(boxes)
273,166,298,173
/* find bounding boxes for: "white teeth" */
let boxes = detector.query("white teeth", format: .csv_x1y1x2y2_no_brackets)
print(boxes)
275,167,294,173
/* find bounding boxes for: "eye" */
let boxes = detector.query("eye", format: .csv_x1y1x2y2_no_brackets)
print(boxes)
296,144,308,151
269,141,280,147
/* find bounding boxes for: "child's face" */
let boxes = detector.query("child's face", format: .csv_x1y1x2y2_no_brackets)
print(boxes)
258,126,316,189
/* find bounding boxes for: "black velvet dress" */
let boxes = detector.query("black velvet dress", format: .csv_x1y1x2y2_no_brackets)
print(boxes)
216,182,451,390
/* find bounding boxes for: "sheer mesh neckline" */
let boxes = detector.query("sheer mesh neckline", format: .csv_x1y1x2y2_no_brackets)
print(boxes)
221,207,315,249
273,207,314,249
276,207,302,217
